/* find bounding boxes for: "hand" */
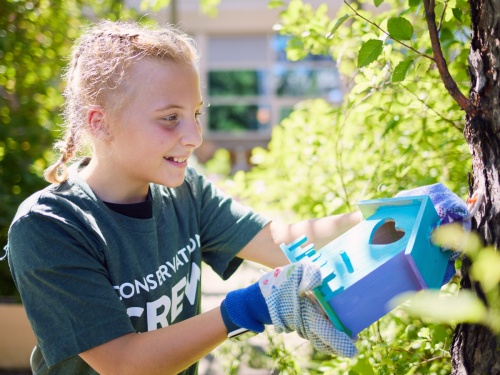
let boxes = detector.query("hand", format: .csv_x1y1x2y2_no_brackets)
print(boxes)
395,182,471,229
395,183,475,283
222,261,358,357
259,260,358,357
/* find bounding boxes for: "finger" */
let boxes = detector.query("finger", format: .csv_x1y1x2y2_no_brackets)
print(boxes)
301,299,358,357
310,315,358,357
296,260,323,293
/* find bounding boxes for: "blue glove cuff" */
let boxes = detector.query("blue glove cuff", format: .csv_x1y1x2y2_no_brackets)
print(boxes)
222,282,271,334
220,299,247,337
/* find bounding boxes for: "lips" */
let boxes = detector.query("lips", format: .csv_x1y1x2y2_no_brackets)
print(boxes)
163,156,189,168
165,157,188,163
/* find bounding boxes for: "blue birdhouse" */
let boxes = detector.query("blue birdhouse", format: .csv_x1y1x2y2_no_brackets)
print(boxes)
280,195,450,338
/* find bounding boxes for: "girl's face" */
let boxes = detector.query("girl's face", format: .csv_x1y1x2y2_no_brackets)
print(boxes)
96,58,203,200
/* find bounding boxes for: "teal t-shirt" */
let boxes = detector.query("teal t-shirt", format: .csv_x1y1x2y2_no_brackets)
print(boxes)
7,166,269,374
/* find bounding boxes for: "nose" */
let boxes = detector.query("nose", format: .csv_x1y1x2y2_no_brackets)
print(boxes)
180,117,203,149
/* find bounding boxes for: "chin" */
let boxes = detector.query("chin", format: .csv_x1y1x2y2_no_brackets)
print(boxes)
157,174,186,188
166,180,185,188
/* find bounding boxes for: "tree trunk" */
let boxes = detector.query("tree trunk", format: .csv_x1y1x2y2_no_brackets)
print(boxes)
451,0,500,373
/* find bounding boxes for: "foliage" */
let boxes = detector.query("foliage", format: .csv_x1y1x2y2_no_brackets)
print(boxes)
214,331,305,374
215,0,474,373
400,225,500,334
228,0,471,222
1,0,78,297
0,0,140,297
204,148,232,177
229,97,470,222
311,306,454,375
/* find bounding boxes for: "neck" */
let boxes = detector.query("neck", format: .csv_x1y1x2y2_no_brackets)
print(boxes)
79,156,149,204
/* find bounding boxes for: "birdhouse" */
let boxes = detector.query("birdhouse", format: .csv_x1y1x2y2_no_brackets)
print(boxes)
280,195,450,338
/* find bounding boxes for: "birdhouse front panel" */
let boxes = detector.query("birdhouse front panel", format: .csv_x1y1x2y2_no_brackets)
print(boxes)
280,195,450,338
319,252,424,336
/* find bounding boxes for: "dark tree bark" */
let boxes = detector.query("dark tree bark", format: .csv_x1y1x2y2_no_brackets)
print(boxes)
450,0,500,373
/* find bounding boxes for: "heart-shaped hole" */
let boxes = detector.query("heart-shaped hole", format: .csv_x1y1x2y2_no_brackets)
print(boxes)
370,220,405,245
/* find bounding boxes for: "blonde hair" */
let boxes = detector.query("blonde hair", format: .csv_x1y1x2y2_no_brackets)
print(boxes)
44,20,200,184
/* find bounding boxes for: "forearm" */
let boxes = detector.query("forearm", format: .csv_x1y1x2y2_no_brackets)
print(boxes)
272,210,363,249
237,211,363,269
80,307,227,375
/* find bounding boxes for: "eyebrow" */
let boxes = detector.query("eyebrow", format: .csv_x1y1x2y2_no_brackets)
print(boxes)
155,101,204,112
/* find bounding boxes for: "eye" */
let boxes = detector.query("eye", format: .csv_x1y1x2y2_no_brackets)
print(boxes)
162,114,178,122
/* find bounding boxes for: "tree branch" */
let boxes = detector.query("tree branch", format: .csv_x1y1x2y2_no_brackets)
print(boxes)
344,0,436,61
400,83,465,132
422,0,476,116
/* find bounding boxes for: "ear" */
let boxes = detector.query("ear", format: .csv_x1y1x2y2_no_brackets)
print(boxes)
87,106,112,141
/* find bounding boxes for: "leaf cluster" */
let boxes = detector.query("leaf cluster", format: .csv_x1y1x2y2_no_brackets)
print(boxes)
226,0,472,223
401,225,500,334
214,0,475,372
212,331,304,375
312,307,454,374
228,95,469,222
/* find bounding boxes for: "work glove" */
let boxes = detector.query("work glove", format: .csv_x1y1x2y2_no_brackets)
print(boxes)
395,182,473,283
221,260,358,357
395,183,471,229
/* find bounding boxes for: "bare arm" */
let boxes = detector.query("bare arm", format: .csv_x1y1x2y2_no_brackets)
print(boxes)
80,307,227,375
237,211,363,268
80,211,363,374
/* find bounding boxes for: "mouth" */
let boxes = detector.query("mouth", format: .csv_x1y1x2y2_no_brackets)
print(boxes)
165,157,187,163
164,156,188,166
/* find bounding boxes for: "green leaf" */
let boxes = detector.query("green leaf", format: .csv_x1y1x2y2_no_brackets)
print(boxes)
452,7,463,22
374,0,384,7
140,0,171,12
415,57,432,76
382,116,400,137
351,357,375,375
153,0,171,12
471,248,500,292
330,14,351,34
268,0,286,9
358,39,384,68
392,58,414,82
387,17,414,40
391,290,488,324
286,38,308,61
409,0,420,6
431,224,483,255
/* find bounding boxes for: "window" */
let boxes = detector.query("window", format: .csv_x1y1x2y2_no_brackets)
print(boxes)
204,34,341,133
209,70,265,97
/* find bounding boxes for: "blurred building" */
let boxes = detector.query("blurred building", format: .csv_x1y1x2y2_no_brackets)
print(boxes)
140,0,345,173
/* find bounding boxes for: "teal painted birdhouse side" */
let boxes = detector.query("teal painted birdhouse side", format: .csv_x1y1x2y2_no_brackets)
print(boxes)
280,195,450,337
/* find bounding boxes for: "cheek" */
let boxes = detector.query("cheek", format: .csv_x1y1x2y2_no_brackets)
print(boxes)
156,127,181,145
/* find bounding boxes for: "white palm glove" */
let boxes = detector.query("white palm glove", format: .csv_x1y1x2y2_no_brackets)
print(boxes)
258,260,358,357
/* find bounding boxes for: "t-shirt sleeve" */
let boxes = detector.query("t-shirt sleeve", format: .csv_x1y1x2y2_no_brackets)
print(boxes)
7,213,135,368
187,170,270,280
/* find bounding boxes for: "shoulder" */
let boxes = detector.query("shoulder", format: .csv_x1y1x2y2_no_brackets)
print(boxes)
7,179,106,266
12,183,64,224
10,178,99,230
12,185,54,223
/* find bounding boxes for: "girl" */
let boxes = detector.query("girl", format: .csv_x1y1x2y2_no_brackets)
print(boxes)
6,20,362,374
